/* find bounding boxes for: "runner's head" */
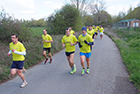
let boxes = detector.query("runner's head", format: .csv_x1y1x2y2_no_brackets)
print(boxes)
11,34,18,43
89,25,92,30
82,27,87,35
43,29,47,35
69,27,72,31
66,28,70,36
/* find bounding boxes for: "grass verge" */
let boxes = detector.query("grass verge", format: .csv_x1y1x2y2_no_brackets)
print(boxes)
104,28,140,91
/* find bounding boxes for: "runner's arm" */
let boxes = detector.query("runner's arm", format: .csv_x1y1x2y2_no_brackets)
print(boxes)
84,40,94,46
78,42,82,48
45,40,53,43
14,51,26,55
73,41,78,46
8,50,12,54
62,43,65,47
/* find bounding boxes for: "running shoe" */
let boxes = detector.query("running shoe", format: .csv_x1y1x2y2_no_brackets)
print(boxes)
86,68,90,74
49,59,52,63
73,64,76,73
70,69,74,74
44,58,48,64
82,69,85,75
20,81,27,88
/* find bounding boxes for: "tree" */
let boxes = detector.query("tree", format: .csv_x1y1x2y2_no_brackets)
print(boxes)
47,5,83,34
83,15,94,26
36,18,46,27
93,10,112,26
90,0,106,15
70,0,96,12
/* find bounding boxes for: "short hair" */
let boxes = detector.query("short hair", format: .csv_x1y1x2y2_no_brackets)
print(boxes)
43,29,47,31
11,34,18,38
65,28,69,30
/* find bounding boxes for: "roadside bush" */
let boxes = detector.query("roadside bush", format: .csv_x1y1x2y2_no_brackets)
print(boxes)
0,9,30,42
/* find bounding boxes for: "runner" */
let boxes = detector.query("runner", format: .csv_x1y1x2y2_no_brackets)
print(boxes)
7,34,27,88
92,25,96,29
87,25,95,40
42,29,53,64
61,28,78,74
99,25,104,39
78,27,94,75
95,26,99,38
69,27,75,35
87,25,95,50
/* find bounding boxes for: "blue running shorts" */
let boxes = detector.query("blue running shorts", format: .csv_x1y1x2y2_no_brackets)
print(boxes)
11,61,24,70
80,52,91,58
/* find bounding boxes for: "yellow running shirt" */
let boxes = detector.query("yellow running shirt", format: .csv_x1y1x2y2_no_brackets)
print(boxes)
70,30,75,35
9,42,26,61
61,35,77,52
78,34,93,53
95,26,100,33
99,27,104,33
42,34,52,48
87,29,95,38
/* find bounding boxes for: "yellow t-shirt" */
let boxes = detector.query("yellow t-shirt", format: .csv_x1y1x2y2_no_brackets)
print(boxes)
87,28,89,31
70,30,75,35
99,27,104,33
9,42,26,61
87,29,95,38
78,34,93,53
93,26,95,29
42,34,52,48
95,26,100,33
61,35,77,52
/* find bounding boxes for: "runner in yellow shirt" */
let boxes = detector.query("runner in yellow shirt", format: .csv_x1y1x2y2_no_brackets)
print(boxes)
7,34,27,88
78,27,94,75
99,25,104,39
92,25,95,29
69,27,75,35
61,28,78,74
87,25,95,41
42,29,53,64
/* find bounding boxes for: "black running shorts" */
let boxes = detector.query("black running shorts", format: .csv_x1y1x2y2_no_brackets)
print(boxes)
65,51,75,56
43,48,51,53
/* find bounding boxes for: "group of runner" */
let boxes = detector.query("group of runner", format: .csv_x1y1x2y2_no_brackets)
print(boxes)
61,26,104,75
7,26,104,88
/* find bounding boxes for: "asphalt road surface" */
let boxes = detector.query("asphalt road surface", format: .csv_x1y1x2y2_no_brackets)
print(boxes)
0,34,138,94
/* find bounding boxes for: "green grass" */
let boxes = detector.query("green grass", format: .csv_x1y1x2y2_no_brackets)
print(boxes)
105,28,140,90
29,27,54,37
0,27,64,84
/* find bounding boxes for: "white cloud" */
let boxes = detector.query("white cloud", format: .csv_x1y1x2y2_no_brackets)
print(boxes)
44,1,64,10
21,10,35,14
104,0,124,2
132,1,140,8
0,0,35,15
107,1,140,16
107,4,130,15
15,0,35,9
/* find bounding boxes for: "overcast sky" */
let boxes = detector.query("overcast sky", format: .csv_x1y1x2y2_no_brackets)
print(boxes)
0,0,139,20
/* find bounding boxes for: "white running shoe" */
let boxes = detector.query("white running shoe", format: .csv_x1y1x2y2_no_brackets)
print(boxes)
20,81,27,88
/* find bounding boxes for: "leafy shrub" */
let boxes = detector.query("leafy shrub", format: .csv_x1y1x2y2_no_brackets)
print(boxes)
0,9,31,42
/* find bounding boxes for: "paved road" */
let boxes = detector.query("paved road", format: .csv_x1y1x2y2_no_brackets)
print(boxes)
0,34,138,94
